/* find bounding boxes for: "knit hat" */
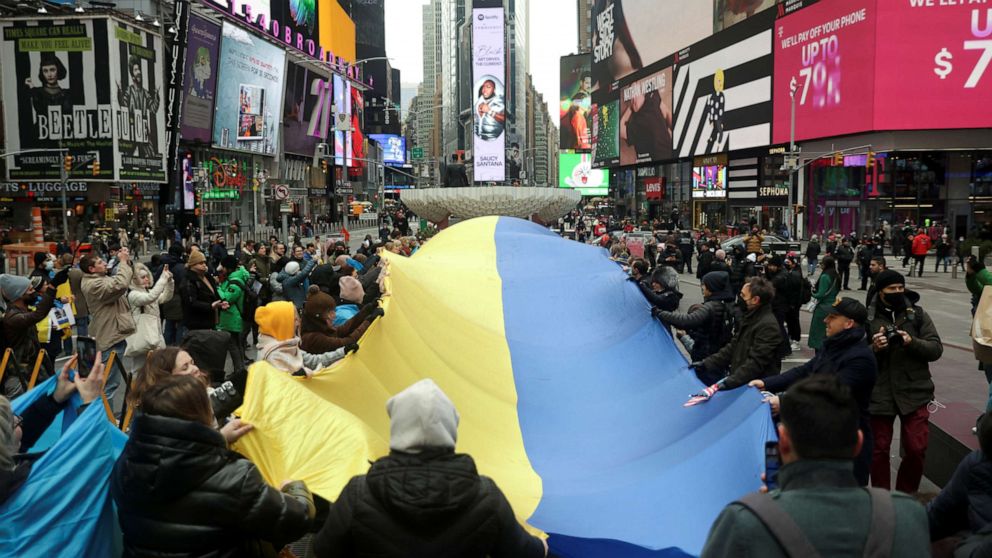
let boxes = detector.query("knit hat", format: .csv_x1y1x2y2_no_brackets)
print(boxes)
284,261,301,276
874,269,905,292
34,252,48,267
220,255,239,271
339,276,364,303
702,271,729,294
255,301,297,341
387,378,459,454
301,289,336,335
187,248,206,267
767,254,784,267
0,274,30,302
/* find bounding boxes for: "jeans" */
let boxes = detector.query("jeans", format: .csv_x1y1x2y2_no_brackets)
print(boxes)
163,319,187,346
224,330,245,379
870,405,930,493
75,315,89,339
100,340,127,420
935,256,951,272
839,266,851,289
807,257,817,275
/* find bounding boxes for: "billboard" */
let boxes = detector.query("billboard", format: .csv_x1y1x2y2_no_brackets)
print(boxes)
873,0,992,130
283,61,331,156
592,98,620,167
181,16,221,143
271,0,320,50
212,22,286,156
591,0,712,92
1,19,115,180
672,9,774,158
716,0,778,31
113,22,167,182
370,133,405,165
560,152,609,196
560,54,594,151
772,0,876,144
350,85,363,168
692,164,727,198
333,74,347,166
472,6,506,182
619,65,673,166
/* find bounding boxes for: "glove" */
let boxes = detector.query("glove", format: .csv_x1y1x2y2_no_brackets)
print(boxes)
370,307,385,320
651,307,664,319
344,343,359,355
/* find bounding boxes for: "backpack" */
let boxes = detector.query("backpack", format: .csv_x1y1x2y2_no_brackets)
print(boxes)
735,488,894,558
800,278,813,304
716,301,737,347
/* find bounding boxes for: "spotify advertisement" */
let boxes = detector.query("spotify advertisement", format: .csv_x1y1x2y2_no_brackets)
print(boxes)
874,0,992,130
772,0,877,143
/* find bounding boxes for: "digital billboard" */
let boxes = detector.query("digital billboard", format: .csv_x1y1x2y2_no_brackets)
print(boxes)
692,164,727,198
619,65,673,166
560,152,609,196
181,16,221,143
472,6,506,182
772,0,876,144
592,98,620,167
560,54,594,151
282,61,330,156
350,85,363,168
715,0,778,31
213,22,286,156
591,0,712,91
370,133,406,165
333,73,346,166
672,9,774,158
873,0,992,130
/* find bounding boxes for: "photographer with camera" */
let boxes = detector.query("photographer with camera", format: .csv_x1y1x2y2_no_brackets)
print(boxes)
867,270,943,493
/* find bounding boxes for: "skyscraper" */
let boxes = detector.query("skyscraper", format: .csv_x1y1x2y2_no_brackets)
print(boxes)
577,0,593,54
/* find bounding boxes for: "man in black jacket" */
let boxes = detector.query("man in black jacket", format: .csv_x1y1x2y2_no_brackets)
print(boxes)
678,232,695,274
751,298,878,485
783,256,804,351
654,271,734,362
765,255,795,358
694,276,782,389
311,379,547,558
835,237,855,290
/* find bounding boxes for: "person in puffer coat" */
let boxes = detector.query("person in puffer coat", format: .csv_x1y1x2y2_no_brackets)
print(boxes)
112,374,315,558
310,378,547,558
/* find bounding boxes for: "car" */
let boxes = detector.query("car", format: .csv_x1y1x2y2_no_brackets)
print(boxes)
720,234,800,255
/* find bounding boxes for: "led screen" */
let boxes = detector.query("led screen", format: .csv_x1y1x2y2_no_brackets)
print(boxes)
692,165,727,198
560,152,609,196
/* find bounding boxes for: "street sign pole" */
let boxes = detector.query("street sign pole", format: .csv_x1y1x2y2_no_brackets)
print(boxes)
788,76,798,241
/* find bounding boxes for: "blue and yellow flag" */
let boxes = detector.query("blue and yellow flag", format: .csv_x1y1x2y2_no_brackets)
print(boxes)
234,217,775,557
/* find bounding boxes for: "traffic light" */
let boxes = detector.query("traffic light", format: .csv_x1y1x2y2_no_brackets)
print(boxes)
321,159,328,173
866,150,876,169
831,152,843,166
92,159,100,176
63,155,73,172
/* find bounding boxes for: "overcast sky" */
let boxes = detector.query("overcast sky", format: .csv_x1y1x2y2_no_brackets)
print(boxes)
384,0,577,123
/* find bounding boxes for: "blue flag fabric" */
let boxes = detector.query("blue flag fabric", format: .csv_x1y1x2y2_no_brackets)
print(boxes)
1,378,127,557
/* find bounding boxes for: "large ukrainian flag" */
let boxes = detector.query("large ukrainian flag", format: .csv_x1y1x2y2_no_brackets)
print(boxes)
234,216,774,557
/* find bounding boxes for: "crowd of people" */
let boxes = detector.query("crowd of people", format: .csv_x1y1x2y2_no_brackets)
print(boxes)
0,206,989,556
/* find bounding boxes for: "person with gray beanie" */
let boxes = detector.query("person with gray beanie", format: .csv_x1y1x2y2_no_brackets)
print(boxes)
311,379,547,558
0,274,56,398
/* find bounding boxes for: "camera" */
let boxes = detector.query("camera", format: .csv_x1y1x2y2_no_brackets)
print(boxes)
883,324,904,348
209,381,241,420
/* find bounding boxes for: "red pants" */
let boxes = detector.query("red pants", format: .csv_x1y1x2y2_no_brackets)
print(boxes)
870,405,930,493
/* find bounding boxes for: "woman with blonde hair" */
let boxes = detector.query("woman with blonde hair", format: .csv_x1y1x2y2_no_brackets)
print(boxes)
125,262,173,371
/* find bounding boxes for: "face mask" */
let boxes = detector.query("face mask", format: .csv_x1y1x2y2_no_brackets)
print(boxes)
881,291,906,311
44,261,54,271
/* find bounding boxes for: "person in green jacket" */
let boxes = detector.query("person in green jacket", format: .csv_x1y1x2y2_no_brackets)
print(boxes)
217,255,249,376
966,255,992,312
807,255,841,351
701,375,929,558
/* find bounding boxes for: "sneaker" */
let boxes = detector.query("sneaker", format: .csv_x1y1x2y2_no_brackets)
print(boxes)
790,341,801,352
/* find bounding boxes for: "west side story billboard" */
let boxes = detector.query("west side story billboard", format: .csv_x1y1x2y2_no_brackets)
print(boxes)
472,6,505,182
1,17,166,181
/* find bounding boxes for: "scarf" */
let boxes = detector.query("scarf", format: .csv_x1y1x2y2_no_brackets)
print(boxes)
256,334,311,378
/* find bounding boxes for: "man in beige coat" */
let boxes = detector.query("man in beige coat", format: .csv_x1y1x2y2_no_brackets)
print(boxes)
80,247,135,418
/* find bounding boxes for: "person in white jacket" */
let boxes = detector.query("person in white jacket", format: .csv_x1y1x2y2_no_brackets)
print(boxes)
126,262,174,371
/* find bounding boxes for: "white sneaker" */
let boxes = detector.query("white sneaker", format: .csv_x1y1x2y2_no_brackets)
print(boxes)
790,341,801,352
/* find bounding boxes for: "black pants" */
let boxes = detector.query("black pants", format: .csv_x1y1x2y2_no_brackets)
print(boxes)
224,330,245,379
682,251,693,274
785,305,802,342
903,252,913,267
839,266,851,289
914,255,926,277
773,307,791,357
860,264,871,290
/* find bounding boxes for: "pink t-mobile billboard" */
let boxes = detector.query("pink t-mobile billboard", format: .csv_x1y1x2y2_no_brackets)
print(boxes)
772,0,878,144
873,0,992,130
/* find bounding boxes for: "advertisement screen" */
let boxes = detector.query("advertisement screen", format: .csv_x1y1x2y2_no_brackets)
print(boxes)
182,154,195,209
370,134,406,165
592,98,620,167
270,0,320,50
692,164,728,198
113,22,167,182
181,16,221,143
874,0,992,130
350,86,363,168
620,66,673,165
333,74,346,166
672,9,774,158
1,19,115,180
772,0,876,144
213,22,286,156
716,0,778,31
472,7,506,182
283,61,330,156
560,152,609,196
560,54,594,151
592,0,712,91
